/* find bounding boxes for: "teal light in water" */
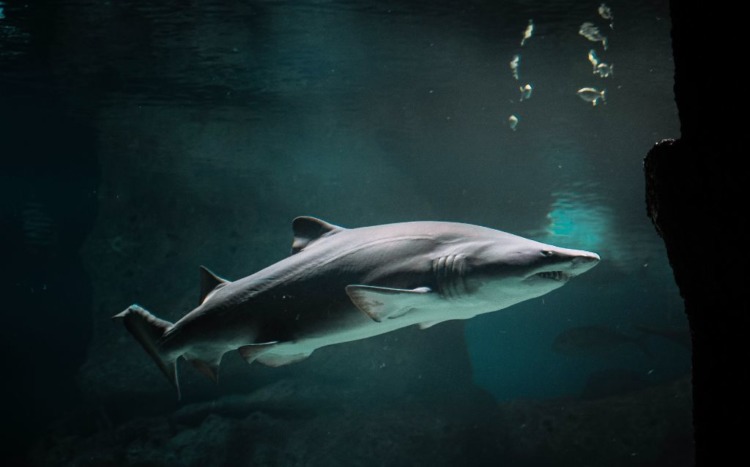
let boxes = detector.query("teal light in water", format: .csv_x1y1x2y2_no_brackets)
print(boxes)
542,193,609,254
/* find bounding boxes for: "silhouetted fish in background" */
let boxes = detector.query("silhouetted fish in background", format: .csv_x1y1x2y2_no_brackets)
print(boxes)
634,324,692,350
588,49,600,71
508,114,519,131
519,84,533,101
598,3,614,29
520,19,534,46
594,62,613,78
576,87,606,106
510,54,520,80
579,22,608,50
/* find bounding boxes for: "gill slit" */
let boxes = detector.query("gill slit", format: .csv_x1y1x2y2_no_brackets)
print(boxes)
433,254,467,299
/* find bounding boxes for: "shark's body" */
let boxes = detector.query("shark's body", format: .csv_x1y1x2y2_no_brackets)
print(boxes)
115,217,600,395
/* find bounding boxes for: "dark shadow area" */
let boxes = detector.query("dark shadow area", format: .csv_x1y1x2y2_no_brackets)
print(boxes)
0,1,98,464
644,1,746,465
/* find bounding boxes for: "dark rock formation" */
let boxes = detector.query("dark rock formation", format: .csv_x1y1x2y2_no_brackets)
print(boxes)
644,2,746,465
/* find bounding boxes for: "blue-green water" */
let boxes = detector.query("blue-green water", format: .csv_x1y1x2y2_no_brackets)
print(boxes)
2,0,690,465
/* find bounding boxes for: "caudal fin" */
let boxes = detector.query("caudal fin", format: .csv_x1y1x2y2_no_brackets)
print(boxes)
113,305,181,399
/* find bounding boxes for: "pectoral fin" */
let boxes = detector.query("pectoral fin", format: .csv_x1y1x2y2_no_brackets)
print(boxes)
257,351,313,367
239,343,311,367
345,285,432,322
418,321,444,330
238,341,279,364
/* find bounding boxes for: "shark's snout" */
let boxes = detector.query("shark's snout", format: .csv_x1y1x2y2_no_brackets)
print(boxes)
525,248,600,283
571,251,600,266
570,251,600,273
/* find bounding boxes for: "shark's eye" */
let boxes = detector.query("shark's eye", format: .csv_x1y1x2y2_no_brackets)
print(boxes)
540,250,554,257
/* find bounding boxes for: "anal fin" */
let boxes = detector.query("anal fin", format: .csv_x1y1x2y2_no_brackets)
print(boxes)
187,357,222,383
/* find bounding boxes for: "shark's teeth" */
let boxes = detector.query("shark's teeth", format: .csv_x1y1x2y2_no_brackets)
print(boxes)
536,271,570,281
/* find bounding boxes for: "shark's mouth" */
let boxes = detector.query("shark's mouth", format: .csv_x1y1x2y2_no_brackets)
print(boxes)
534,271,571,282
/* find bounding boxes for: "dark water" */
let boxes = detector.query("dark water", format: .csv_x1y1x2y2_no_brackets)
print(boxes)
2,0,691,465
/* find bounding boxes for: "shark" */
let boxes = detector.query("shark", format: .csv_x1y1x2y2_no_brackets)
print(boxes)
115,216,600,397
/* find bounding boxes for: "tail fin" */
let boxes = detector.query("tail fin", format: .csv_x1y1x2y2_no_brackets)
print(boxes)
113,304,181,399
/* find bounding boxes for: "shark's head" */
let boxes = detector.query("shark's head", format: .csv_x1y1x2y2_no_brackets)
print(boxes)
461,235,600,308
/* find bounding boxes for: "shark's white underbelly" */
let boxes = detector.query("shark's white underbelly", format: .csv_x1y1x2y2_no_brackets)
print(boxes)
256,298,493,365
273,316,419,356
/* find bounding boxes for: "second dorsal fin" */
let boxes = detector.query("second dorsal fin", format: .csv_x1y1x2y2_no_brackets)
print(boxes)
291,216,344,254
199,266,228,304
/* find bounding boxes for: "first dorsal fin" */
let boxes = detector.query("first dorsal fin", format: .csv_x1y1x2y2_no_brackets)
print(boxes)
291,216,344,254
199,266,228,304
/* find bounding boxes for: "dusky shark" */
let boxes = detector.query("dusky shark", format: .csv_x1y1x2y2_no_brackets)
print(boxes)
115,216,600,397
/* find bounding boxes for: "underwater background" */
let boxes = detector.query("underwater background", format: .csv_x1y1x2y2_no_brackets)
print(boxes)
1,0,691,465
